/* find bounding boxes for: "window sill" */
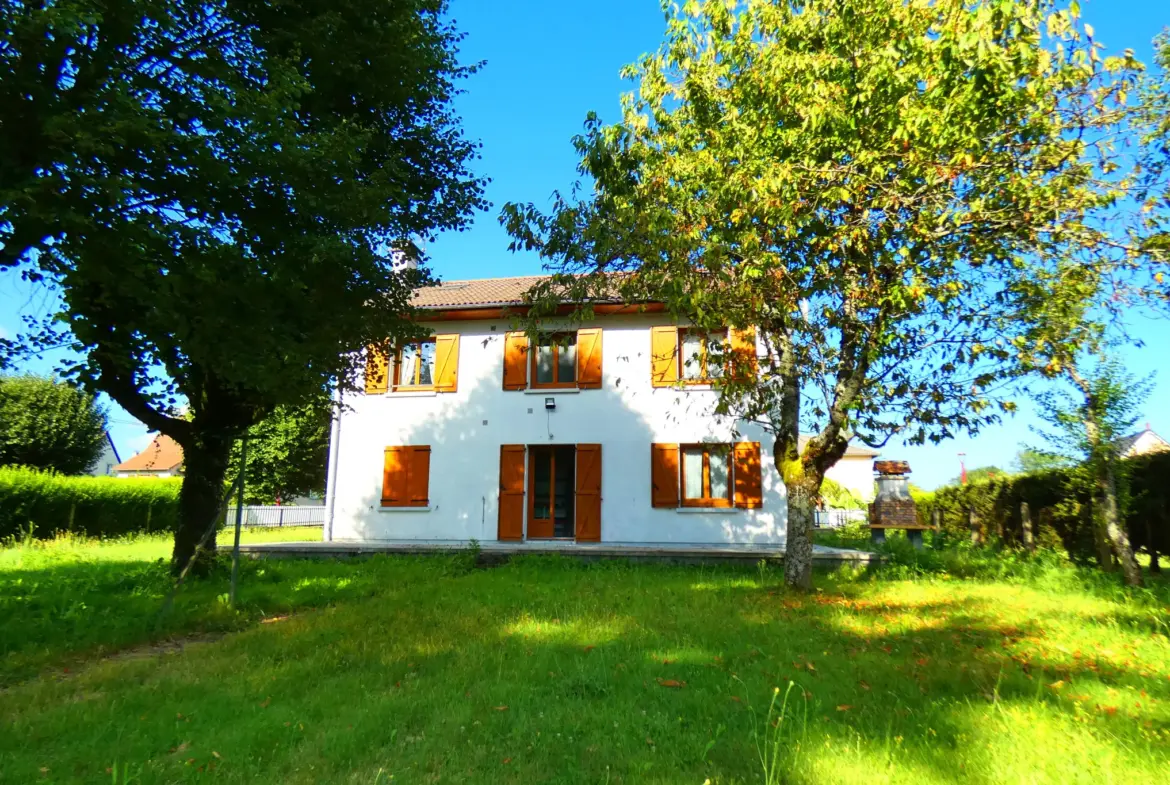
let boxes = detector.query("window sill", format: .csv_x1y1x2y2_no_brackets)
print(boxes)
377,506,433,513
387,390,438,398
657,383,715,392
675,507,743,515
523,387,580,395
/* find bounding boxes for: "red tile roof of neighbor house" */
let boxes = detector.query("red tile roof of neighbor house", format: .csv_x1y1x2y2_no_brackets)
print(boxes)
412,275,551,309
114,434,184,472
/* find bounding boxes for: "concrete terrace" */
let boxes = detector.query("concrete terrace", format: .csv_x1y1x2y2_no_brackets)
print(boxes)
226,539,880,566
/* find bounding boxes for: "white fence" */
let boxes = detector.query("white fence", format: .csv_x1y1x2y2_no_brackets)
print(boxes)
223,505,326,528
814,509,868,529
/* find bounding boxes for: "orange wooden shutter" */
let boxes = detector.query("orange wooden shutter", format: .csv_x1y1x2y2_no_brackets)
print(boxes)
576,328,603,389
650,326,679,387
434,334,459,393
728,327,758,381
575,444,602,541
498,445,526,540
503,332,529,391
733,442,763,509
407,446,431,506
365,345,389,394
650,443,680,507
381,447,407,506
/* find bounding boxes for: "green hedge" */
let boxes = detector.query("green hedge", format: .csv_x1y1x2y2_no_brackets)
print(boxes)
0,466,183,541
916,452,1170,563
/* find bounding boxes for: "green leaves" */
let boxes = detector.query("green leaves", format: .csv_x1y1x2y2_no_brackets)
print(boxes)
506,0,1130,460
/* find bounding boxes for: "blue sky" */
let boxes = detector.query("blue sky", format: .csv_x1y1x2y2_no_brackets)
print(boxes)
2,0,1167,486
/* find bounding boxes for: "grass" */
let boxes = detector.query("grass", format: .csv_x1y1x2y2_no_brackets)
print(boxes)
1,534,1169,784
0,527,322,683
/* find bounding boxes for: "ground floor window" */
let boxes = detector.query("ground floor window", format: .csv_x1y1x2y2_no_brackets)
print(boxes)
681,444,733,507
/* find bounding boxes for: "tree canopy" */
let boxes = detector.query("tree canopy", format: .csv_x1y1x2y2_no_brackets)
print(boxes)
228,400,331,505
503,0,1135,587
0,375,107,475
0,0,487,572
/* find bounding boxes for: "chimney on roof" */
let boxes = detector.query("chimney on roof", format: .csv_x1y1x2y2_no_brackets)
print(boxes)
390,241,420,273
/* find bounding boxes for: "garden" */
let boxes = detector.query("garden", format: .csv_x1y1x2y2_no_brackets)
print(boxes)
1,530,1167,784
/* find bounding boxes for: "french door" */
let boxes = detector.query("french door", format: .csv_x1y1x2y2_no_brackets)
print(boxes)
527,445,576,538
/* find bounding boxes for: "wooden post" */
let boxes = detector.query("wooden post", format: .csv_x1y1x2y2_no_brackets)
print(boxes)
968,507,980,545
1021,502,1034,552
931,507,941,531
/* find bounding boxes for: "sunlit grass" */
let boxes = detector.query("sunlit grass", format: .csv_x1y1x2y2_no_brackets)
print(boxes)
0,537,1167,784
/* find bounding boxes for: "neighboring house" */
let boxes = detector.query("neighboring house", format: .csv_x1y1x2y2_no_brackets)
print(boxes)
798,436,880,502
324,275,878,546
1116,425,1170,459
114,434,184,478
87,431,122,477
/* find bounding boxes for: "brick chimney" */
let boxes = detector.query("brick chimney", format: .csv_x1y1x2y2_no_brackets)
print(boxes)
869,460,917,529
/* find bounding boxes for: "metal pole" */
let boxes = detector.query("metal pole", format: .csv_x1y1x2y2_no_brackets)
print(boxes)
230,438,247,607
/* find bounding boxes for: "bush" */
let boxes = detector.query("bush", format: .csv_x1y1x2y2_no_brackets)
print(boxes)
916,452,1170,564
0,466,182,541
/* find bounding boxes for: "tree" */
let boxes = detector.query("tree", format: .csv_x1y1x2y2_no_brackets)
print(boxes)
0,1,487,573
1030,356,1149,585
228,400,331,505
1013,449,1071,474
503,0,1131,588
0,375,107,475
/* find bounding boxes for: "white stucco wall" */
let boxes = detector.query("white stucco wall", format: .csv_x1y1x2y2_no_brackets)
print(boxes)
824,456,877,503
328,313,787,545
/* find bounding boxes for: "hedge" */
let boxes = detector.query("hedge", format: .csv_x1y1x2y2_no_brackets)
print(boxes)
0,466,183,541
915,451,1170,564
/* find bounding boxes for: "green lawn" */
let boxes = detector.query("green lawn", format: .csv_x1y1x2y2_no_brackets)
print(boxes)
1,535,1169,784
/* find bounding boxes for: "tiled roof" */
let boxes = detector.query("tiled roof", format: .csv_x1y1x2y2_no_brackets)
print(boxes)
412,275,550,309
115,434,184,472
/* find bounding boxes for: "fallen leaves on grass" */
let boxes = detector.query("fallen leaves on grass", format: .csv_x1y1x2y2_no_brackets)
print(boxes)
837,704,854,712
493,705,509,711
656,678,686,688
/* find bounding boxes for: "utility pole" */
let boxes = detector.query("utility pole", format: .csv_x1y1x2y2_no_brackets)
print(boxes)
230,438,247,607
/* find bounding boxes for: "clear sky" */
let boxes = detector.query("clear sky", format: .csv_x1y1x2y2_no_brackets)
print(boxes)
1,0,1167,485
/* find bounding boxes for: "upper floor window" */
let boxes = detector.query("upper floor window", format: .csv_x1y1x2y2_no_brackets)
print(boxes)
504,328,602,391
679,329,727,383
651,325,756,388
365,334,459,394
532,332,577,388
395,339,436,389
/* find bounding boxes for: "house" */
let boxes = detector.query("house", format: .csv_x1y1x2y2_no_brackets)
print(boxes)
1116,425,1170,459
114,434,184,477
324,275,878,546
86,431,122,476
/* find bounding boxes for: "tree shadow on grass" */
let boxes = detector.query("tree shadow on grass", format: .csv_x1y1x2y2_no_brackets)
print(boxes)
1,557,1168,784
0,552,468,686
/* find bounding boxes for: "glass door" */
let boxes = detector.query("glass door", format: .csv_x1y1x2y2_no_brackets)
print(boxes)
527,446,575,538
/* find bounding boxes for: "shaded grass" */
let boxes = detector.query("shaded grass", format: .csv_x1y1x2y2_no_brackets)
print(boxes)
0,528,322,683
1,539,1169,783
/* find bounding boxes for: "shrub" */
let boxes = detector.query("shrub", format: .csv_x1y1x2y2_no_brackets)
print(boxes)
915,452,1170,564
0,466,182,541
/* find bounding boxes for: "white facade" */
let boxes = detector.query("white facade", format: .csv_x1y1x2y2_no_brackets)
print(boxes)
327,313,874,545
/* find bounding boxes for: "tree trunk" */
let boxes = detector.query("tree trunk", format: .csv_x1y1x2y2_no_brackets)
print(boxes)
1086,496,1114,571
1020,502,1034,552
784,475,817,591
1096,459,1142,587
172,431,234,576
